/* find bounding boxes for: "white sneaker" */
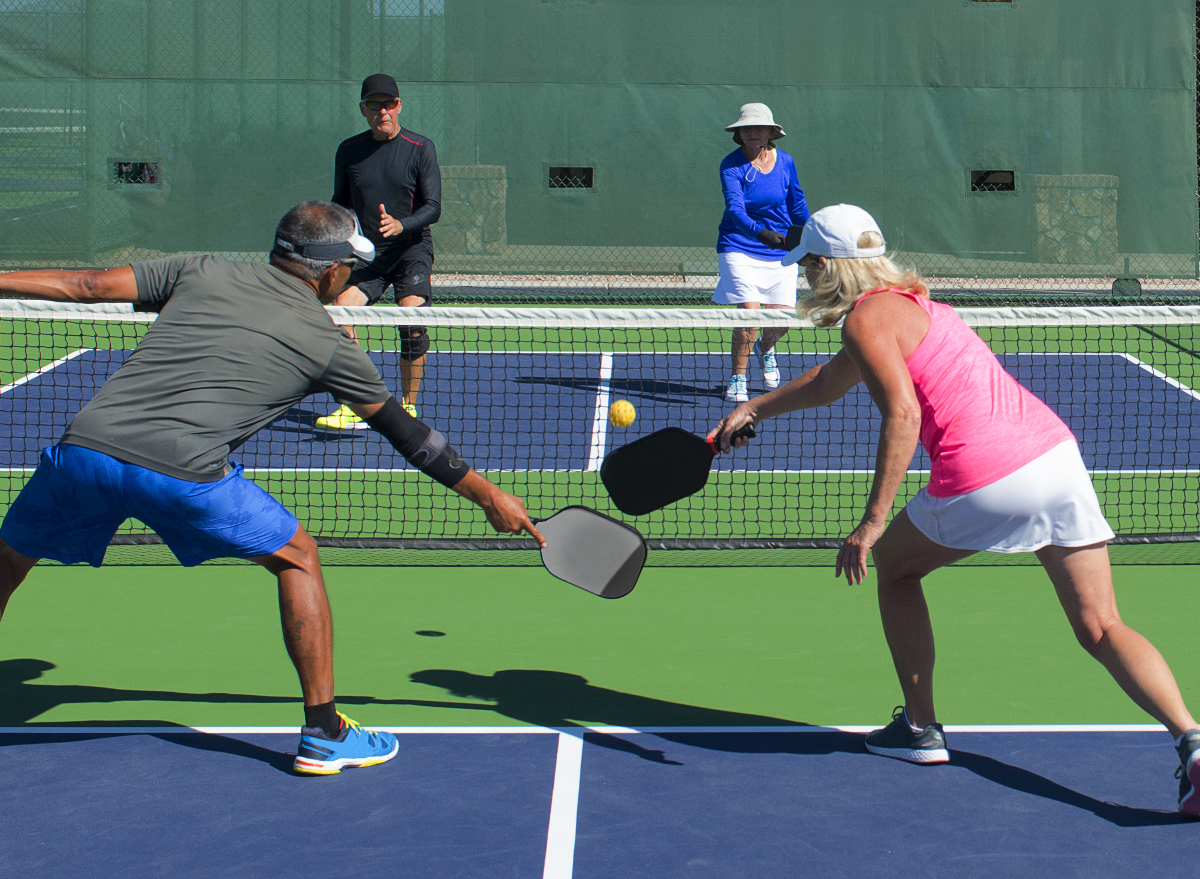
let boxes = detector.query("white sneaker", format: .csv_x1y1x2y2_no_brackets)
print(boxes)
755,340,781,389
725,374,748,403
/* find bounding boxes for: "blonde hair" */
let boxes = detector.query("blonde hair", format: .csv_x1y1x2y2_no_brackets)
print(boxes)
797,231,929,327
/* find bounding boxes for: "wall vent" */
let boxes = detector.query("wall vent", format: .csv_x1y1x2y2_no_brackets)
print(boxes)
548,166,594,189
970,169,1015,192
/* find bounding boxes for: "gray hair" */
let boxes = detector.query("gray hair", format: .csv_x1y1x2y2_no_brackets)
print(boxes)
271,200,357,281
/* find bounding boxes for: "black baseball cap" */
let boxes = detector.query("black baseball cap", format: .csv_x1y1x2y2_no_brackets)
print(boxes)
360,73,399,100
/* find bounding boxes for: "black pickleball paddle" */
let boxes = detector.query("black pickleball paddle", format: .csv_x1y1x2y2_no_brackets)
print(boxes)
535,506,647,599
599,425,756,516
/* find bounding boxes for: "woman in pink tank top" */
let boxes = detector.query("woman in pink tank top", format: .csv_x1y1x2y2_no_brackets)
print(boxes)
709,205,1200,812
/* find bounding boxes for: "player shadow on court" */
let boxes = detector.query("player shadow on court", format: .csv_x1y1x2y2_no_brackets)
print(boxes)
0,658,381,775
513,376,726,403
945,749,1195,827
395,668,827,766
399,668,1192,825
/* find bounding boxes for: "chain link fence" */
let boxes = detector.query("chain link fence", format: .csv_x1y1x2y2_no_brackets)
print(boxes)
0,0,1196,306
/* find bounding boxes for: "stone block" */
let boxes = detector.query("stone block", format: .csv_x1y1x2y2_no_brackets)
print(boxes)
441,200,479,228
1071,193,1101,217
1031,173,1118,264
1064,213,1096,236
436,165,506,254
1064,235,1094,263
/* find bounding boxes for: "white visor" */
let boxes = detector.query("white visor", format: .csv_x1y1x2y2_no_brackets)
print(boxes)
782,204,886,266
348,216,375,263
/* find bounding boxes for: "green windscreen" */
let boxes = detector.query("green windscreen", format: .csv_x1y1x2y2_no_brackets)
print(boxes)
0,0,1195,283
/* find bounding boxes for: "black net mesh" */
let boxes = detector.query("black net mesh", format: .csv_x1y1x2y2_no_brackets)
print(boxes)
5,300,1200,565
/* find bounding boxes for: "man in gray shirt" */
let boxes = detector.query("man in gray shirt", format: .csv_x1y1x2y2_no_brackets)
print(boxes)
0,200,545,775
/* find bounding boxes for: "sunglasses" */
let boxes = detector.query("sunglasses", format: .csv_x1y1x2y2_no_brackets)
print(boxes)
360,99,398,111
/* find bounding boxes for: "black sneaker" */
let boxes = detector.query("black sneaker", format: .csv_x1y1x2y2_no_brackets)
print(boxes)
864,706,949,764
1176,729,1200,815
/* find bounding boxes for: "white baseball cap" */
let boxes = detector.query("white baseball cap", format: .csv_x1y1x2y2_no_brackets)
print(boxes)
782,204,886,267
724,103,786,139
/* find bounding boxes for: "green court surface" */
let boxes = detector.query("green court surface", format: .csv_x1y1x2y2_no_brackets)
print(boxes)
2,562,1196,730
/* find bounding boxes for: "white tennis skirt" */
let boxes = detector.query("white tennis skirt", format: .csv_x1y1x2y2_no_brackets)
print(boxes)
711,252,799,306
905,441,1115,553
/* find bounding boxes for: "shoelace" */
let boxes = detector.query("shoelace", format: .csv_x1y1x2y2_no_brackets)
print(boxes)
337,713,378,746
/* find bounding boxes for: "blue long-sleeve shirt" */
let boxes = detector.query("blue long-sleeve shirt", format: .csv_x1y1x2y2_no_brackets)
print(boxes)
717,148,809,260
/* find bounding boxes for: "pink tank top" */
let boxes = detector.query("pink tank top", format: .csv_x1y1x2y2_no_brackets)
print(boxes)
855,289,1075,497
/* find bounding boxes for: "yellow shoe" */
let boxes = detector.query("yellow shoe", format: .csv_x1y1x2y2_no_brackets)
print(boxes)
315,404,367,430
401,402,419,418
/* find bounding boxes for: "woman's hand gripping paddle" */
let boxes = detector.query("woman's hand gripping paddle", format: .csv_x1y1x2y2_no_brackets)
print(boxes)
599,425,755,516
535,506,647,599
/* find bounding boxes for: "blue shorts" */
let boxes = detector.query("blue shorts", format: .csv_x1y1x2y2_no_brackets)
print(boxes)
0,445,299,567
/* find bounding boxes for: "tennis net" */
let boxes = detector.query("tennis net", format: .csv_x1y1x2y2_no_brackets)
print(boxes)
3,299,1200,562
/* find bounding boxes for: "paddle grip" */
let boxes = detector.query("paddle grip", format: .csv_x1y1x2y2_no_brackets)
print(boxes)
706,424,756,453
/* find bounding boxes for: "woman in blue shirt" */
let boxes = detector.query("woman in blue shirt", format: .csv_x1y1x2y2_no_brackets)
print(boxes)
713,103,810,402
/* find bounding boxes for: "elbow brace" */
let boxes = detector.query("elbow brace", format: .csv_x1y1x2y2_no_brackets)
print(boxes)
365,396,469,488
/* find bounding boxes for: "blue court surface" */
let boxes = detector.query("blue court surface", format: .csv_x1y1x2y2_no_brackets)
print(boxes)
3,350,1199,472
0,726,1195,877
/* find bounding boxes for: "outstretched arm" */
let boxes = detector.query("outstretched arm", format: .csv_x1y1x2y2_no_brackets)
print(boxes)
835,305,923,584
0,266,138,303
708,349,862,451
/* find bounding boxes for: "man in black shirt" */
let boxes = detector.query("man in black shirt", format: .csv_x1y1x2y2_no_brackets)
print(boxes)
319,73,441,429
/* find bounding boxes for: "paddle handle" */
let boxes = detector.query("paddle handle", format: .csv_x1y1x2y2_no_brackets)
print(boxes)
706,424,756,453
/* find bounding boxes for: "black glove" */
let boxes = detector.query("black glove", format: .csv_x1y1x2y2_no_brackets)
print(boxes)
756,228,788,250
785,225,804,252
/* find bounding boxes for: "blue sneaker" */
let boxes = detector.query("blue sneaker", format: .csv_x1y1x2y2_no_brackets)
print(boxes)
725,374,748,403
754,340,781,388
293,713,399,776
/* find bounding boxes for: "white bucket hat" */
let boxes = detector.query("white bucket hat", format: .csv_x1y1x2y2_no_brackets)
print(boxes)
724,103,785,139
782,204,886,266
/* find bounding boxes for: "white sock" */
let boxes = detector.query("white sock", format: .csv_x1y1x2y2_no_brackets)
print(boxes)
903,708,923,733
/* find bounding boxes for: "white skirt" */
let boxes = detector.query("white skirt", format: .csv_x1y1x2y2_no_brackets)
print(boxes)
711,251,799,306
905,441,1115,553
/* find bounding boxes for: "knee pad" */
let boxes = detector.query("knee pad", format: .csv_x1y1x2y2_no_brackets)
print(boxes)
398,325,430,361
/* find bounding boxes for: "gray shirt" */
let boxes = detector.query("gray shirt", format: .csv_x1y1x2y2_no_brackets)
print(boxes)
61,254,391,482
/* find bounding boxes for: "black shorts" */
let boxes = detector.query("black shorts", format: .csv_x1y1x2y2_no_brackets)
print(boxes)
348,245,434,306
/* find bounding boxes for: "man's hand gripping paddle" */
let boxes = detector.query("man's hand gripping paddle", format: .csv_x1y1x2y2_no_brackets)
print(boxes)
599,425,756,516
535,506,647,599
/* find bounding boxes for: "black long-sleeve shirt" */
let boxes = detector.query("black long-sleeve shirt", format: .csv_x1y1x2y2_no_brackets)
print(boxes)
332,126,441,267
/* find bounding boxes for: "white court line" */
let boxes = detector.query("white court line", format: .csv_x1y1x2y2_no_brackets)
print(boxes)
1116,352,1200,403
0,348,88,395
584,352,614,472
542,731,584,879
0,723,1167,735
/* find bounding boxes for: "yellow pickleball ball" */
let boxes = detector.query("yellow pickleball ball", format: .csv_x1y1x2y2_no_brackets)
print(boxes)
608,399,636,428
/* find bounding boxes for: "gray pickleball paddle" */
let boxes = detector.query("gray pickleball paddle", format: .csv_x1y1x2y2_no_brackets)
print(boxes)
535,506,647,599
